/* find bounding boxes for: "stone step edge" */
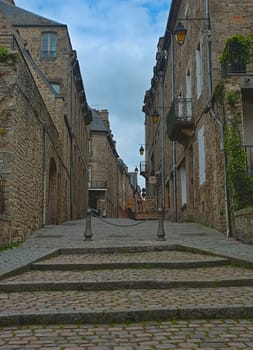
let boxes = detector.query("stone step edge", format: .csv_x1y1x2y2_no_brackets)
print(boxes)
1,305,253,326
1,278,253,292
31,259,230,271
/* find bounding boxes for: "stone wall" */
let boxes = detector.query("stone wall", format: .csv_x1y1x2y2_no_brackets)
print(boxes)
234,208,253,244
0,41,68,244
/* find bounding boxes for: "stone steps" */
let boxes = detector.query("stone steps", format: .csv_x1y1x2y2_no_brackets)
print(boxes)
0,246,253,326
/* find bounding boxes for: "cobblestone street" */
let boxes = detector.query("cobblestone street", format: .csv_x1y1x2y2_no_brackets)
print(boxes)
0,217,253,349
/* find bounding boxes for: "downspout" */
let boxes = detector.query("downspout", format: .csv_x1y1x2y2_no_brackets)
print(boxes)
69,58,78,219
205,0,212,98
170,31,177,222
160,72,165,212
42,124,48,226
209,109,231,238
64,114,73,219
205,0,231,237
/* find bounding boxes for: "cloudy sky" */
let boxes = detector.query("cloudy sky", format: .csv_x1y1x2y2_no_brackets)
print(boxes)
15,0,171,186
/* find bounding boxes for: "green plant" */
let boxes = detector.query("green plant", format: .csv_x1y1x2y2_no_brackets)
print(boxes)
0,45,17,62
213,81,225,106
0,46,9,57
0,127,7,135
221,34,253,65
0,242,21,252
224,114,253,211
226,91,238,108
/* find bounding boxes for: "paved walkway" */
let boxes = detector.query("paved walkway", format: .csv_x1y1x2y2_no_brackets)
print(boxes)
1,217,253,278
1,217,253,350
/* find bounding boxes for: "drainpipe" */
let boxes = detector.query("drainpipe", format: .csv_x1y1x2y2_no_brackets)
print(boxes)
170,31,177,222
69,57,78,219
205,1,231,237
205,0,212,98
42,124,48,226
209,109,231,238
64,114,73,219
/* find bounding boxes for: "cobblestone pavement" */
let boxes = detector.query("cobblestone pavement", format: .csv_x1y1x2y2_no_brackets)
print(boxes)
0,217,253,349
1,319,253,350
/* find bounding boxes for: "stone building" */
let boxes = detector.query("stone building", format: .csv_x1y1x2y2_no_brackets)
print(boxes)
143,0,253,240
0,1,91,245
88,109,134,218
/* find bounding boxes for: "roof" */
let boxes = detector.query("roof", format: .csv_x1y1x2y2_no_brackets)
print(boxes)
90,111,108,132
0,0,65,27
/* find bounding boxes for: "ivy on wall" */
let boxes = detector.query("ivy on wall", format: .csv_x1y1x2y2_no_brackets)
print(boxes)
213,81,253,211
224,113,253,211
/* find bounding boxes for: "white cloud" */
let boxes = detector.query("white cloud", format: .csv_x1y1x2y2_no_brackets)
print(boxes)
15,0,171,184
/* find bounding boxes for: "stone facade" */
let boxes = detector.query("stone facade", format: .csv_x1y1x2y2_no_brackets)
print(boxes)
143,0,253,238
0,2,91,245
234,208,253,244
88,110,134,218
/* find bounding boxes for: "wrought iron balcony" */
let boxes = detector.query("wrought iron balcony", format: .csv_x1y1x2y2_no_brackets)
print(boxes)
221,61,247,76
245,145,253,177
166,98,194,145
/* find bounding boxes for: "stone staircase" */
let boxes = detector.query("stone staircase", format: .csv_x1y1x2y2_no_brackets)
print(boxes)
1,244,253,326
134,197,161,220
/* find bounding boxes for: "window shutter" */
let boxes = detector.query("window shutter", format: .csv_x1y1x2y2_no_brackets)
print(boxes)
198,126,206,185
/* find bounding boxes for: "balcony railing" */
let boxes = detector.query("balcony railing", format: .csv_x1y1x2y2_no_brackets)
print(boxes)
245,145,253,177
221,61,247,76
88,181,107,190
166,98,194,146
0,35,19,52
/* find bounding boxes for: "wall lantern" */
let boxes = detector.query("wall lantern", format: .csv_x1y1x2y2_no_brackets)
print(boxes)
139,145,144,156
174,22,187,45
134,166,138,174
152,109,160,123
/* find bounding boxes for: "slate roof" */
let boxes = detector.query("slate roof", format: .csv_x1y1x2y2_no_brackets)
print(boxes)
0,0,65,27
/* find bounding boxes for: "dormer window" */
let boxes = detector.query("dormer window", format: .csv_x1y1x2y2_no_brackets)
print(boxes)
41,32,57,58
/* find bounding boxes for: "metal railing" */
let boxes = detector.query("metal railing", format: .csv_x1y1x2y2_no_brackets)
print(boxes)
0,34,19,52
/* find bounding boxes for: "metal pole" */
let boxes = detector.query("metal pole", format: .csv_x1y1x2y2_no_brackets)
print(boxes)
84,208,93,240
156,207,166,241
170,31,177,222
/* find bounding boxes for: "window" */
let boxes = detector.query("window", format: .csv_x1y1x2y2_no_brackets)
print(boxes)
41,32,57,58
51,83,60,94
196,43,203,98
198,126,206,185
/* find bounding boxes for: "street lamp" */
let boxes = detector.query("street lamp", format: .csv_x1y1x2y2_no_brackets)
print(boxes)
174,22,187,45
139,145,144,156
151,109,160,124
